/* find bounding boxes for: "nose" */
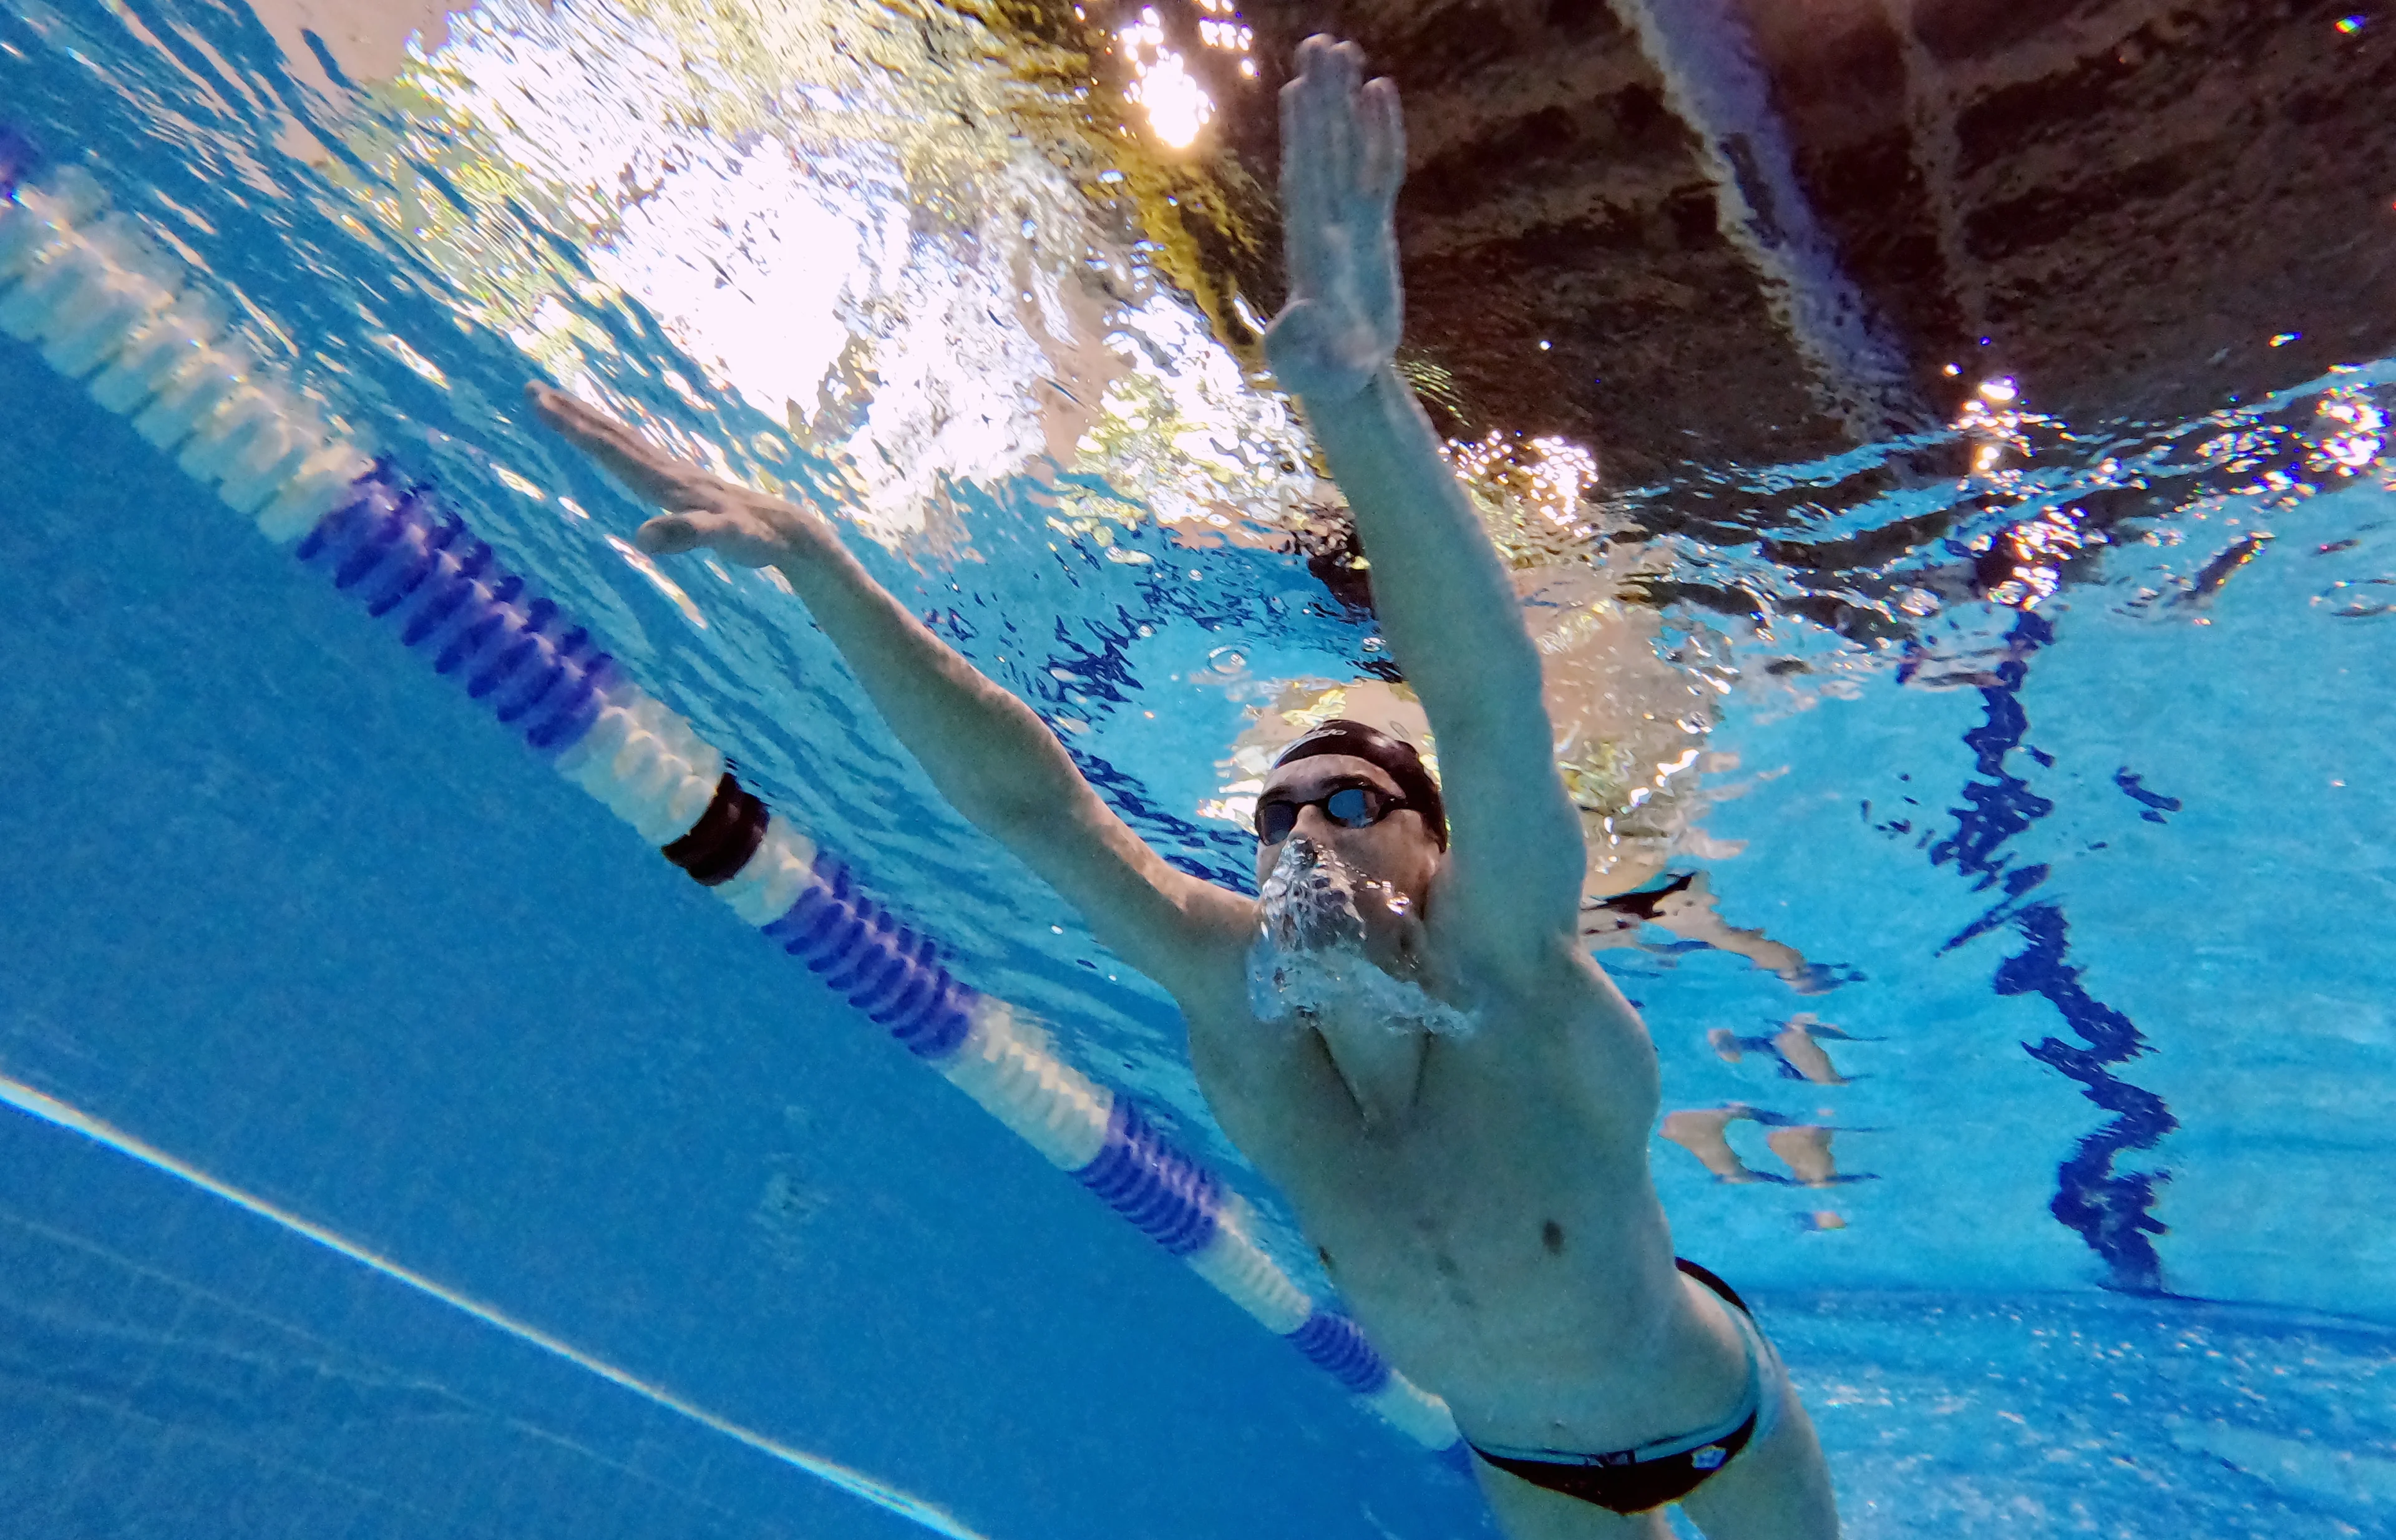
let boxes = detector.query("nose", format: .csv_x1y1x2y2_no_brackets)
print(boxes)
1290,803,1338,840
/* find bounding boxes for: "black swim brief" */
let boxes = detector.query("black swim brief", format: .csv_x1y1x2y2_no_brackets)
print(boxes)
1464,1259,1778,1516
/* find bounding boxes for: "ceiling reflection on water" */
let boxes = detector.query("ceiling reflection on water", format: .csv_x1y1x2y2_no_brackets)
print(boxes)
332,0,1322,547
304,0,2396,1023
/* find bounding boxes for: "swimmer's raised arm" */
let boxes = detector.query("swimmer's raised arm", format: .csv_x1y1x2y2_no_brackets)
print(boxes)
1265,38,1585,976
528,384,1255,1007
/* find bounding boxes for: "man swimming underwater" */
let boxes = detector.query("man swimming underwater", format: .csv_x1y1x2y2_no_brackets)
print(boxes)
532,36,1838,1540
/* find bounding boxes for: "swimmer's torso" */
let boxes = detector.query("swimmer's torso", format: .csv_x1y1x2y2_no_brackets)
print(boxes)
1182,919,1753,1454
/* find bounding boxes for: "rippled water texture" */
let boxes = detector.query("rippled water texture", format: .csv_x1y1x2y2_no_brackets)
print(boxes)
2,1,2394,1537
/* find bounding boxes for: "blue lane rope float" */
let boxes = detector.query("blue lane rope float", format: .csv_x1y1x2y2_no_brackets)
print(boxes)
0,149,1460,1453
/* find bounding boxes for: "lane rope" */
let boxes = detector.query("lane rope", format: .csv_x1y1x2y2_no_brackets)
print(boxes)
0,141,1461,1455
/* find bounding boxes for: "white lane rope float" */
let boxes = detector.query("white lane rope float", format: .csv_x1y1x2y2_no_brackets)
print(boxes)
0,142,1463,1459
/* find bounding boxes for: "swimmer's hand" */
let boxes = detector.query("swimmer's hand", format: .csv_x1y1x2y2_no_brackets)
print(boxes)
526,382,826,566
1264,36,1405,404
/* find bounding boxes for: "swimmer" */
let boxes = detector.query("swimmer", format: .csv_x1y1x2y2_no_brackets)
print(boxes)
533,36,1838,1538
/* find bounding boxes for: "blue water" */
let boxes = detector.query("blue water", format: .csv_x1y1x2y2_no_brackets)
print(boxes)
4,1,2395,1536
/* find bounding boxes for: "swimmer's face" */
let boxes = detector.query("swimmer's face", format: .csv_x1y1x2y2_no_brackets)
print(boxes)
1253,753,1441,907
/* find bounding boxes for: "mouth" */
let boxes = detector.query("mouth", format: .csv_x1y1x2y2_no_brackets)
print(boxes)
1256,836,1370,952
1246,837,1472,1036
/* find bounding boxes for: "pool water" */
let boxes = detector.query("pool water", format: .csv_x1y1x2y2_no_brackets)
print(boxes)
2,2,2393,1538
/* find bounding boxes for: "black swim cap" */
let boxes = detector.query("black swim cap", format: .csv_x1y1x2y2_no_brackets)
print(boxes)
1270,719,1448,848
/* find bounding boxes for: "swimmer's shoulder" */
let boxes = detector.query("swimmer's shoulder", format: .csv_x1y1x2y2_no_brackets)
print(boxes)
1424,924,1658,1088
1084,859,1254,1016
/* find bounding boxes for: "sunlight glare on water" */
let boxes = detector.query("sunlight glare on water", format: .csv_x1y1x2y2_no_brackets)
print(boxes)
343,0,1315,544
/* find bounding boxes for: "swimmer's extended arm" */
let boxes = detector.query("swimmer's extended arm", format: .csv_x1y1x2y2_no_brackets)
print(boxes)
1266,39,1585,975
528,385,1256,1006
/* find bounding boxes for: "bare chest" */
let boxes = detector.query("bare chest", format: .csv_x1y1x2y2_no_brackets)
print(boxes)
1181,929,1726,1439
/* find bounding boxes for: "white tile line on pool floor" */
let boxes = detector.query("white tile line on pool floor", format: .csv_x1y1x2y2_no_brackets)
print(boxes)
0,1071,995,1540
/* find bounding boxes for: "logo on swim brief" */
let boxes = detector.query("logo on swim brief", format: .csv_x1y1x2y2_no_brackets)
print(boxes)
1691,1445,1726,1470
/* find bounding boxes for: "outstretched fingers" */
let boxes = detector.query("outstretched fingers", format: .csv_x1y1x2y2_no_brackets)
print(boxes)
1359,76,1405,215
525,381,715,509
1316,39,1366,193
1279,42,1336,287
1270,36,1407,398
1279,37,1401,298
1286,37,1368,197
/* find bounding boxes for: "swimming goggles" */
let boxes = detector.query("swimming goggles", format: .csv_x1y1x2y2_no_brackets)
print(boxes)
1254,780,1408,844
